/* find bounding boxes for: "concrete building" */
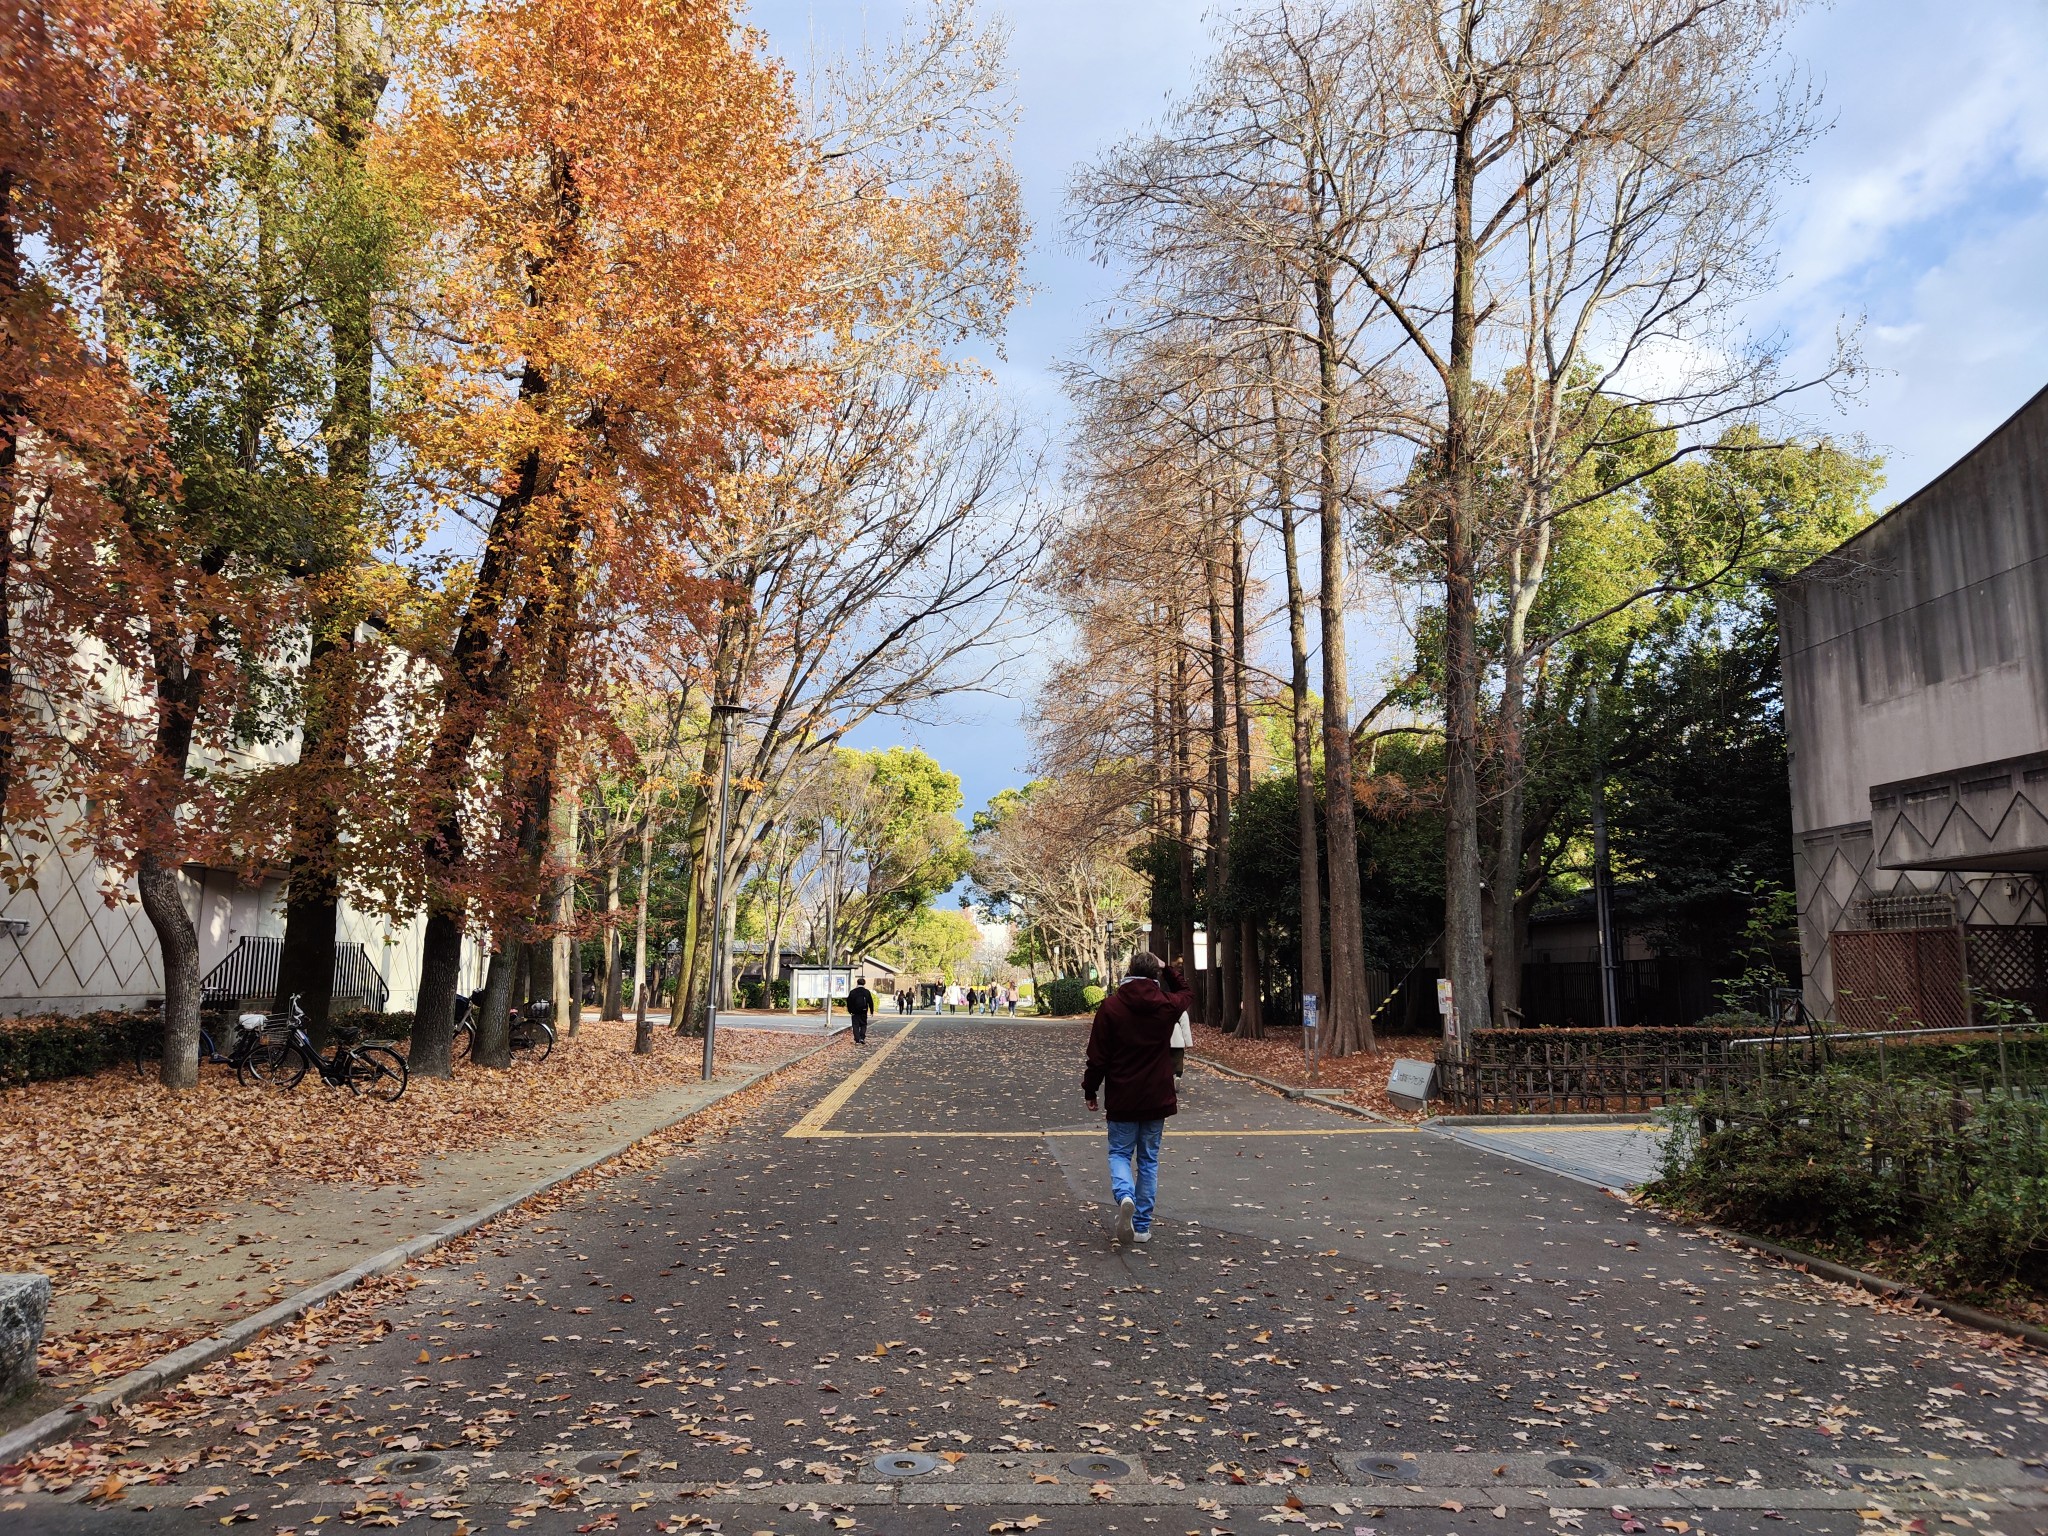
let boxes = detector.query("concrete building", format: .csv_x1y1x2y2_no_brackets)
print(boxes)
1777,383,2048,1027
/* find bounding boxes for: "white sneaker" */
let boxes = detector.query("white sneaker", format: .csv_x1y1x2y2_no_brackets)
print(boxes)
1113,1196,1135,1244
1131,1228,1151,1244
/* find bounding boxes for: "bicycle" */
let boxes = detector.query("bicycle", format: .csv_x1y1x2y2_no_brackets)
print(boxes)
237,994,409,1101
453,994,556,1064
133,1006,272,1081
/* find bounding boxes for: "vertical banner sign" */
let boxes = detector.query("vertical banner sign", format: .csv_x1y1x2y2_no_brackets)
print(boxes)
1437,977,1460,1052
1301,993,1320,1080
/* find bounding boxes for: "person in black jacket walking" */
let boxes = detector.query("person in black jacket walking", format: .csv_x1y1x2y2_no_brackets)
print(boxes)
1082,951,1193,1245
846,977,875,1044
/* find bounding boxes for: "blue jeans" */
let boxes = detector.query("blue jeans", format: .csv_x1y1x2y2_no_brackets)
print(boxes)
1106,1118,1165,1231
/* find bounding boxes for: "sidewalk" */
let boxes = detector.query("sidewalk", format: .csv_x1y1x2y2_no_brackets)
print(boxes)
0,1019,837,1437
1430,1119,1669,1191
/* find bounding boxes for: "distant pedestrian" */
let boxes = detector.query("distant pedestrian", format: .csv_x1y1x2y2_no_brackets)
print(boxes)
1006,983,1019,1016
846,976,875,1044
1082,951,1193,1247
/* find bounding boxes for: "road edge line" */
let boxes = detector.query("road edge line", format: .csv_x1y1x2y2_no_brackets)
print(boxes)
785,1017,919,1137
0,1039,845,1469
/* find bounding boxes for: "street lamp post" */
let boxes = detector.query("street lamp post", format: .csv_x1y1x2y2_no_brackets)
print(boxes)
701,700,744,1082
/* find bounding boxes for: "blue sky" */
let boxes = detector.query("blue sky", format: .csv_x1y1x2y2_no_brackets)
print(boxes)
747,0,2048,835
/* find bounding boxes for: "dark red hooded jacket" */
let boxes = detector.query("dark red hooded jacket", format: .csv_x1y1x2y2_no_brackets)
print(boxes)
1082,966,1193,1122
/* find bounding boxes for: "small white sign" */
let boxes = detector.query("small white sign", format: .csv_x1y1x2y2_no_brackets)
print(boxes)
1301,993,1319,1032
1436,978,1454,1015
1387,1057,1437,1109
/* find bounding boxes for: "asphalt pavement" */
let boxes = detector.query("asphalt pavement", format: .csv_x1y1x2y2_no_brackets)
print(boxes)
6,1016,2046,1536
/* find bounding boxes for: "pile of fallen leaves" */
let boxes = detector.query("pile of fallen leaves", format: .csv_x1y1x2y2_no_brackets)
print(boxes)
1190,1028,1435,1121
0,1017,828,1293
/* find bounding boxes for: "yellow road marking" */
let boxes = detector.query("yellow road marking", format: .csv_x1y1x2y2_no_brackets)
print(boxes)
784,1019,921,1137
797,1126,1418,1139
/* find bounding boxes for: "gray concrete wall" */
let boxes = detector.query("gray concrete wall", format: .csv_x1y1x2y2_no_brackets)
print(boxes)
1777,382,2048,1014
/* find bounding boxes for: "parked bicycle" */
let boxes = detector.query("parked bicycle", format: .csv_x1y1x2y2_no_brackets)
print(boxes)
133,1006,273,1081
453,994,556,1064
238,994,409,1101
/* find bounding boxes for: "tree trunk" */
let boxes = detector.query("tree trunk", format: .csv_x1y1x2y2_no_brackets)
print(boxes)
668,730,714,1033
1313,268,1372,1056
1491,489,1553,1027
1230,504,1262,1038
1172,632,1200,1017
1276,430,1323,1032
632,980,652,1055
602,857,624,1019
472,940,515,1068
137,853,201,1087
413,910,465,1078
275,1,388,1042
1440,74,1488,1056
631,813,651,1008
1205,523,1235,1034
551,785,578,1033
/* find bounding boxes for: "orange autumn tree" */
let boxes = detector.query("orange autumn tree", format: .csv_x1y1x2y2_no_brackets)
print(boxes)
0,0,191,851
390,0,821,1074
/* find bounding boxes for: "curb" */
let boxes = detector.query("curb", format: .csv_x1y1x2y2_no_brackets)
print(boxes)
1187,1054,1404,1124
1696,1224,2048,1355
1426,1112,1657,1127
0,1039,842,1469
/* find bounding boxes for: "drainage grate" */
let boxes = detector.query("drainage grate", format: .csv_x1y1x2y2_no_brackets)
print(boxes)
872,1452,941,1478
376,1453,442,1478
1341,1454,1415,1483
1546,1458,1607,1482
1066,1456,1132,1480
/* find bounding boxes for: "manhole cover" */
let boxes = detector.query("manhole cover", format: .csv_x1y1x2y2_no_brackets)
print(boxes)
576,1451,642,1474
377,1453,442,1477
1546,1458,1607,1482
872,1452,941,1478
1066,1456,1131,1479
1345,1455,1414,1482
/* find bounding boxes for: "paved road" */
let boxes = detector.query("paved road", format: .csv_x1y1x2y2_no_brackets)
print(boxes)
7,1017,2046,1536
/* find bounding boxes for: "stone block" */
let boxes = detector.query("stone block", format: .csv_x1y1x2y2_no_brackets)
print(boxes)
0,1272,50,1399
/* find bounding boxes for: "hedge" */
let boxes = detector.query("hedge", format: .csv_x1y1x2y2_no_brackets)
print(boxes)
1655,1070,2048,1299
0,1010,153,1088
1460,1024,1749,1066
1037,977,1096,1016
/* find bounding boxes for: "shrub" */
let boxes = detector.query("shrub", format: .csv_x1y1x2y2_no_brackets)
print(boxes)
0,1010,153,1088
1038,977,1095,1016
1082,985,1107,1009
1461,1025,1745,1066
1654,1071,2048,1299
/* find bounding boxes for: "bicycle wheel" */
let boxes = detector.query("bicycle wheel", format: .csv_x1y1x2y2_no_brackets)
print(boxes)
511,1019,555,1063
239,1037,309,1089
346,1045,408,1102
454,1019,475,1060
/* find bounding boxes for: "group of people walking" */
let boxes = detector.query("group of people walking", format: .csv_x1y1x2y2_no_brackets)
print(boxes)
876,981,1022,1014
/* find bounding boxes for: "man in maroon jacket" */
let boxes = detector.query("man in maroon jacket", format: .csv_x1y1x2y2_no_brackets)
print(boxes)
1082,951,1193,1245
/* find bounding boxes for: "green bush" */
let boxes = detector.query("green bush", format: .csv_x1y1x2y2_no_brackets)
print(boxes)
1038,977,1096,1016
0,1010,153,1088
1654,1071,2048,1299
736,980,765,1009
1082,985,1107,1009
